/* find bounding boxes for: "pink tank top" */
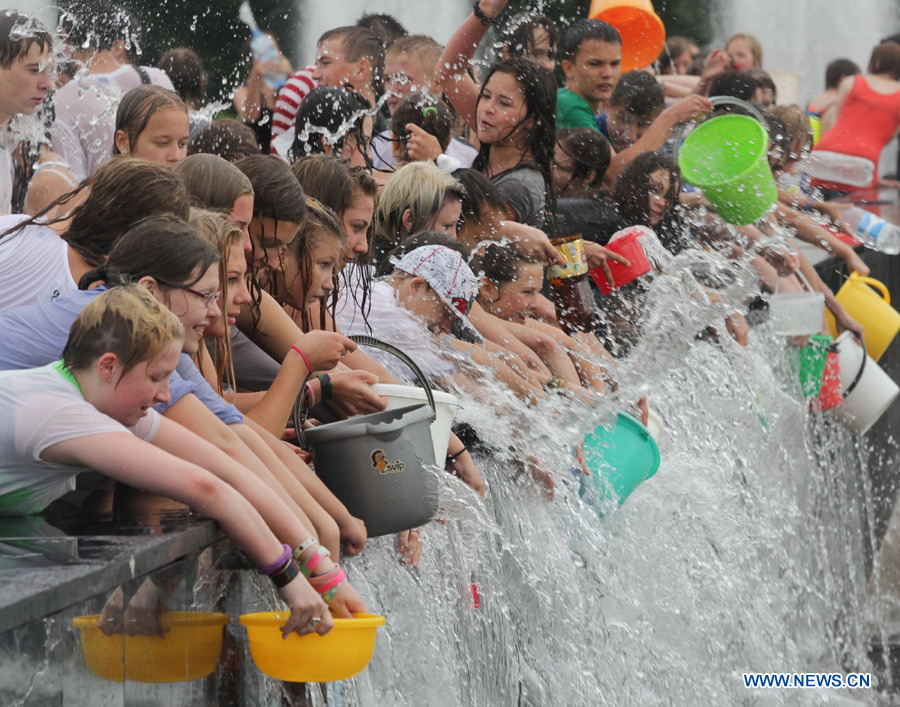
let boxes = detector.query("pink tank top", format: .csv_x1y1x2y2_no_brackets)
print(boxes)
813,75,900,189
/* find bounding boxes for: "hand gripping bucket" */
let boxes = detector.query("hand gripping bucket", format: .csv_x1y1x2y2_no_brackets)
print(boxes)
297,336,439,537
768,270,825,336
831,331,900,435
677,97,778,225
825,273,900,361
589,228,652,295
588,0,665,72
579,410,661,512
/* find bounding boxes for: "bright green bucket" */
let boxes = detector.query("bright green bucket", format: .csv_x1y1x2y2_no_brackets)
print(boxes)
788,334,832,397
580,410,661,512
678,114,777,225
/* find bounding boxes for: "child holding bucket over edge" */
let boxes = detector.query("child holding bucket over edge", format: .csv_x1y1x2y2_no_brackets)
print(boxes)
0,285,367,636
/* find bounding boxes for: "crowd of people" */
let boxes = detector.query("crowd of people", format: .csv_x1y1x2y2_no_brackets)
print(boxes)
0,0,896,642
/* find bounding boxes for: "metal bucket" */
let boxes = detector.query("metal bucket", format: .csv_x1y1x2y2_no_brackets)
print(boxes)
296,336,440,537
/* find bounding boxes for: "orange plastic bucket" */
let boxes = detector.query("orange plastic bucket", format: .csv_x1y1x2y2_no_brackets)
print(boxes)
589,0,666,72
589,230,652,294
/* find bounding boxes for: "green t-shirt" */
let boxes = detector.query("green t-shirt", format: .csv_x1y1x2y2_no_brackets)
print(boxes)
556,88,600,131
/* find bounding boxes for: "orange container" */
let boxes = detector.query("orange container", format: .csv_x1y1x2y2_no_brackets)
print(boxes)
588,0,666,72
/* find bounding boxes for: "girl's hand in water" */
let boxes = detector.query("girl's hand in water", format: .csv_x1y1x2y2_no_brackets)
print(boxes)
324,579,368,618
293,331,357,372
526,455,555,501
447,448,486,496
277,576,333,638
404,123,442,162
725,312,750,347
339,515,368,556
329,369,385,416
397,529,423,569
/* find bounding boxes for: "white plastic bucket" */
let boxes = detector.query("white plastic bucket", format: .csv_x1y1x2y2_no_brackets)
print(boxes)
831,331,899,435
768,271,825,336
644,407,665,442
372,384,460,463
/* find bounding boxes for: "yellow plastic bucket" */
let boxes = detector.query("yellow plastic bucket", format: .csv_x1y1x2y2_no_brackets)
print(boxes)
825,273,900,361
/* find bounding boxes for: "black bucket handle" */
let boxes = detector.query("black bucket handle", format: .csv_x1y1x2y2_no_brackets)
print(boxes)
291,335,438,446
838,334,868,398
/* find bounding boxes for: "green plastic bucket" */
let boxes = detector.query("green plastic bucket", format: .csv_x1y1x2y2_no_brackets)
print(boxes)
788,334,832,397
678,113,777,225
580,410,661,512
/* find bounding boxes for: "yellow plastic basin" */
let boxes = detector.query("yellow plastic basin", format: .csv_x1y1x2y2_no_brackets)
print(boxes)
72,611,229,683
239,611,386,682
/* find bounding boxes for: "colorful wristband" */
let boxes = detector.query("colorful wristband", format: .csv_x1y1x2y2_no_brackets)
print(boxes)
291,345,312,373
323,583,342,603
314,567,346,595
300,545,330,578
270,558,301,589
257,543,292,575
292,537,317,563
317,373,332,402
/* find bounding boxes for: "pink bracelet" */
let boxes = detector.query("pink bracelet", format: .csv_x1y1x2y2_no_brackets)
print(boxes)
314,567,346,595
309,566,340,585
300,545,330,578
257,543,292,575
291,345,312,373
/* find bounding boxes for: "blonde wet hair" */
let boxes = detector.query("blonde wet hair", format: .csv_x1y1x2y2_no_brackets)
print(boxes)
374,161,465,244
766,105,813,161
62,284,184,378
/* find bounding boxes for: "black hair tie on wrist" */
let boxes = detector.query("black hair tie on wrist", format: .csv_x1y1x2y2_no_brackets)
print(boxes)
446,446,468,464
472,1,498,26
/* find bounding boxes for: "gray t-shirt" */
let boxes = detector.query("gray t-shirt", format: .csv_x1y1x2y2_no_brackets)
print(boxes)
491,164,546,230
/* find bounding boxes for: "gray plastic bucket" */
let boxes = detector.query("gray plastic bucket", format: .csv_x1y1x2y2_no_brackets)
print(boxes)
298,336,440,537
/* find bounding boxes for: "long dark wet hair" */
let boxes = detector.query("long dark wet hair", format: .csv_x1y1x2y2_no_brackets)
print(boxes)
287,86,372,167
471,57,558,236
612,151,687,254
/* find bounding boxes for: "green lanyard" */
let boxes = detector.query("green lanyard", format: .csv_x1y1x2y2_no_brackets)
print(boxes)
51,360,83,397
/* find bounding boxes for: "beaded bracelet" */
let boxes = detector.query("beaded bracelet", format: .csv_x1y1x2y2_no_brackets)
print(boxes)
317,373,333,402
257,543,292,575
270,558,301,589
472,0,499,25
291,345,312,373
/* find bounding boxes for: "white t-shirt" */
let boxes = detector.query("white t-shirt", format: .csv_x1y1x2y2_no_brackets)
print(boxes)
0,142,13,214
0,362,160,515
51,64,175,182
336,278,454,382
0,214,75,313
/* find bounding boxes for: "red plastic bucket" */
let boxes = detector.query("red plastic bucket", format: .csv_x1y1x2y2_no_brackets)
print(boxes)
589,230,652,295
814,348,843,411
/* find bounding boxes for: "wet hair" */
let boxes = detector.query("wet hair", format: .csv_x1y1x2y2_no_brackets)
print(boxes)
555,127,611,195
825,58,860,89
658,36,692,75
318,25,386,95
725,33,763,67
112,4,141,64
767,105,812,161
376,231,469,277
609,70,665,119
498,13,559,64
189,119,260,162
356,13,407,49
561,19,621,63
63,285,184,378
385,34,441,83
79,214,217,292
288,86,371,164
869,41,900,80
158,48,205,108
291,154,354,216
470,242,541,286
708,70,758,102
453,168,506,231
391,93,452,157
113,85,189,157
612,152,685,253
763,113,791,172
174,153,253,212
189,208,244,395
747,68,777,102
0,10,52,69
60,0,128,52
1,157,191,267
471,58,558,235
375,161,465,244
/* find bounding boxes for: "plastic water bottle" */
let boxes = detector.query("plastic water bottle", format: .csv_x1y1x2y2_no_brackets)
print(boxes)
843,207,900,255
803,151,875,188
238,2,287,91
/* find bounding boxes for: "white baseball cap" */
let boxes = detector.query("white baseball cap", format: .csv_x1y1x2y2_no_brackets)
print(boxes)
396,245,478,331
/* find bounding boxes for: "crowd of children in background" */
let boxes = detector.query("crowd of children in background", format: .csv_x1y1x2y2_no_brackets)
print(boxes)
0,0,897,638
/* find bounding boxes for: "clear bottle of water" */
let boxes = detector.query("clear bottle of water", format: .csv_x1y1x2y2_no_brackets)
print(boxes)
239,1,287,91
843,207,900,255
